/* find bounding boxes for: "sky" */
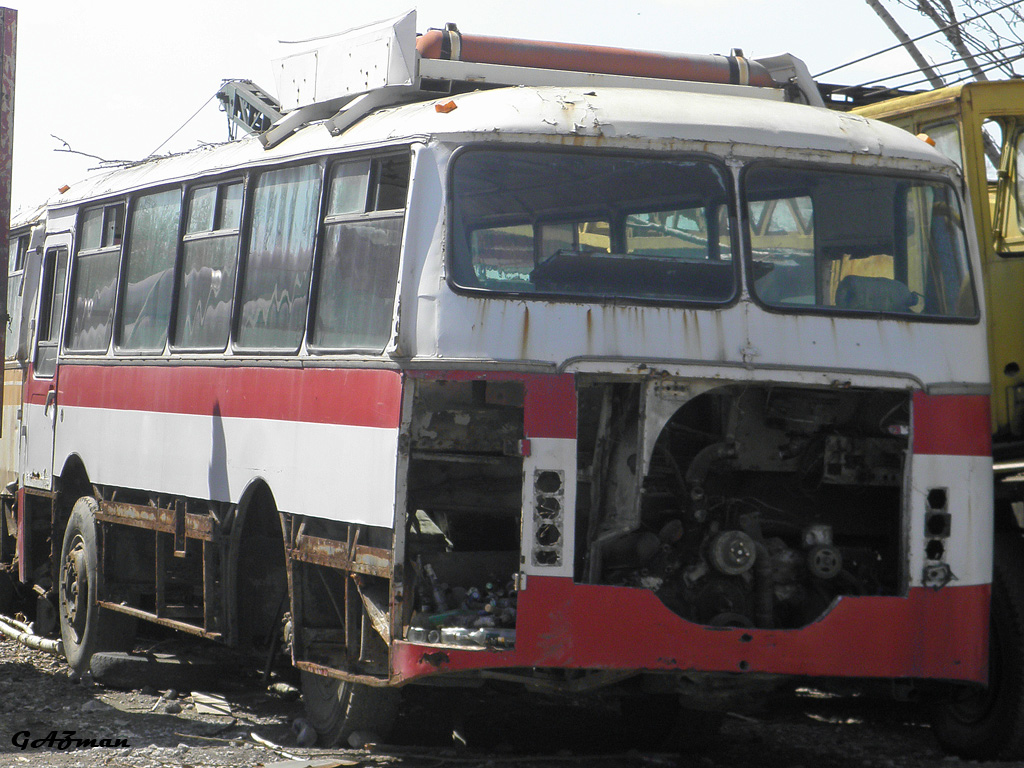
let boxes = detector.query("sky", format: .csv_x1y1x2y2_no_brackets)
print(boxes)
4,0,950,217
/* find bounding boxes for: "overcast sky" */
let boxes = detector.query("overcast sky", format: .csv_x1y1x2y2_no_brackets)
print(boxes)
5,0,946,215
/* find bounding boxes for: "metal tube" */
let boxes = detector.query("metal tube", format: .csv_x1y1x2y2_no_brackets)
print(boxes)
0,613,63,655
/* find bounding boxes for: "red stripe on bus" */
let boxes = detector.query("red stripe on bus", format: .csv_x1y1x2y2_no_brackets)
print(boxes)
393,577,989,684
524,374,576,439
913,392,991,457
407,370,577,439
55,365,403,429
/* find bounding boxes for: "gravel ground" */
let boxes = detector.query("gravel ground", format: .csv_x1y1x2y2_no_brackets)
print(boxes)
0,631,1016,768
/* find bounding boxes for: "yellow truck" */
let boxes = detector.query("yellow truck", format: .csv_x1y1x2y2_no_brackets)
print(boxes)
857,81,1024,761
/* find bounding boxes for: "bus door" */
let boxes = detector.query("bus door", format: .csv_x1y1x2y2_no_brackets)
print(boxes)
21,237,68,491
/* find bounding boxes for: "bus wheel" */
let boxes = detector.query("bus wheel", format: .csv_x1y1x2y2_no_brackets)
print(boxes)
58,496,136,676
931,536,1024,759
299,671,400,747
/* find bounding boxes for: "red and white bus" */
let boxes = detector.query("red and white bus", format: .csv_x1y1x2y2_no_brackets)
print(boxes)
1,13,994,748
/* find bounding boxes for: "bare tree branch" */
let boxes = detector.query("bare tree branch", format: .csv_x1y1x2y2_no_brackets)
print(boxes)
915,0,991,80
865,0,946,87
50,134,130,166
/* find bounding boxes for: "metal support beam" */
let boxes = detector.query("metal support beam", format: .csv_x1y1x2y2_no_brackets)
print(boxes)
216,79,282,140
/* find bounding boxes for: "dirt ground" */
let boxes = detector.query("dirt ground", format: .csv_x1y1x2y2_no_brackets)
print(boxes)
0,631,1014,768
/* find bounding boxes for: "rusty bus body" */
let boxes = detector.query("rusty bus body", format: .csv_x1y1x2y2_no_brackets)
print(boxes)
0,13,993,748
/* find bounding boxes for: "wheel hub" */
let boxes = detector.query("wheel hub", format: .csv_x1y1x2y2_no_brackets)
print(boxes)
60,539,88,638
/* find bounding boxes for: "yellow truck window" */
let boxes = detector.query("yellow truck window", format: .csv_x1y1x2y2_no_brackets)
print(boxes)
1016,132,1024,232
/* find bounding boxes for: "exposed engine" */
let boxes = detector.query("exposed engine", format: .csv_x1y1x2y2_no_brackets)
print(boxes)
578,380,908,629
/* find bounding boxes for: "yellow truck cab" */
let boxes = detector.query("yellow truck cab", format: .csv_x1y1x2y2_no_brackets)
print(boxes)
857,80,1024,760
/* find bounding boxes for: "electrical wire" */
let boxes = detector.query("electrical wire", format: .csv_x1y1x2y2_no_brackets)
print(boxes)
828,39,1024,95
944,50,1024,85
814,0,1024,77
145,93,218,160
890,48,1024,89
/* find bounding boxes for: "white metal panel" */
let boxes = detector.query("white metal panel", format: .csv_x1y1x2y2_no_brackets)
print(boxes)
273,10,417,111
52,406,400,528
423,288,989,388
21,401,53,489
0,365,22,488
906,454,993,587
397,143,445,360
275,50,319,111
521,437,577,578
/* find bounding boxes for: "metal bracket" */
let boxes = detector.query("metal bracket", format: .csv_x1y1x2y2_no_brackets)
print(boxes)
173,498,187,557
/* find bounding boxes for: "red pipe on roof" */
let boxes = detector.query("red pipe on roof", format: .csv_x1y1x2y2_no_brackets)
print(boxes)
416,26,778,89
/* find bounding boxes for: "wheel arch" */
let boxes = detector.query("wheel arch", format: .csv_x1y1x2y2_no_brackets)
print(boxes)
226,477,289,652
51,453,92,586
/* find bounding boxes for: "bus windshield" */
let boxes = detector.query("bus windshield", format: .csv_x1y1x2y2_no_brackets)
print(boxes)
450,149,736,303
450,149,977,321
746,165,977,319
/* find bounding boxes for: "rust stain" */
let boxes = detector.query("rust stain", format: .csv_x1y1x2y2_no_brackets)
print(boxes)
521,305,530,360
714,312,726,360
420,651,450,668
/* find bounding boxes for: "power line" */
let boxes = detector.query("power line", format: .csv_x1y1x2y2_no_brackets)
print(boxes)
822,46,1024,106
145,93,217,160
829,39,1023,93
943,50,1024,85
887,47,1024,90
814,0,1024,77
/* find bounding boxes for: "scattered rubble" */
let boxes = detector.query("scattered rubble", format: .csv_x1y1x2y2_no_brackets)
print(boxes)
0,632,1017,767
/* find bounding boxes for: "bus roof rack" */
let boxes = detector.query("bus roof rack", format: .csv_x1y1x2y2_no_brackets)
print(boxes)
261,10,824,149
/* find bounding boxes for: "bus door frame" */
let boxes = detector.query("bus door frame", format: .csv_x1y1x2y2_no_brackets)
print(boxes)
21,233,70,491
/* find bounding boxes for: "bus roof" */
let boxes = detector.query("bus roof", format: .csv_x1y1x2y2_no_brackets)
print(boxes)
50,84,955,209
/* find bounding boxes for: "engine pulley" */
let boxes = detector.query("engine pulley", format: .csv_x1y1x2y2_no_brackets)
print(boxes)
807,545,843,580
708,530,757,576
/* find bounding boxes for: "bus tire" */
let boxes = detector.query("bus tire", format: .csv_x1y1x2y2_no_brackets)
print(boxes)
299,671,400,747
58,496,136,676
930,535,1024,759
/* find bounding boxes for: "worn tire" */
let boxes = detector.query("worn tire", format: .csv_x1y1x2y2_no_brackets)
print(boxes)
300,671,400,747
58,497,136,675
931,535,1024,759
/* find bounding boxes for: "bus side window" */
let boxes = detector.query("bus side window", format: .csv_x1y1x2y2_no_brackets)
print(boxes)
173,182,242,350
118,188,181,353
66,203,125,352
310,154,409,352
236,164,321,351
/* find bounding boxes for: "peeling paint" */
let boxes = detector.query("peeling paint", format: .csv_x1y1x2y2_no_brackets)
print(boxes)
419,651,451,668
